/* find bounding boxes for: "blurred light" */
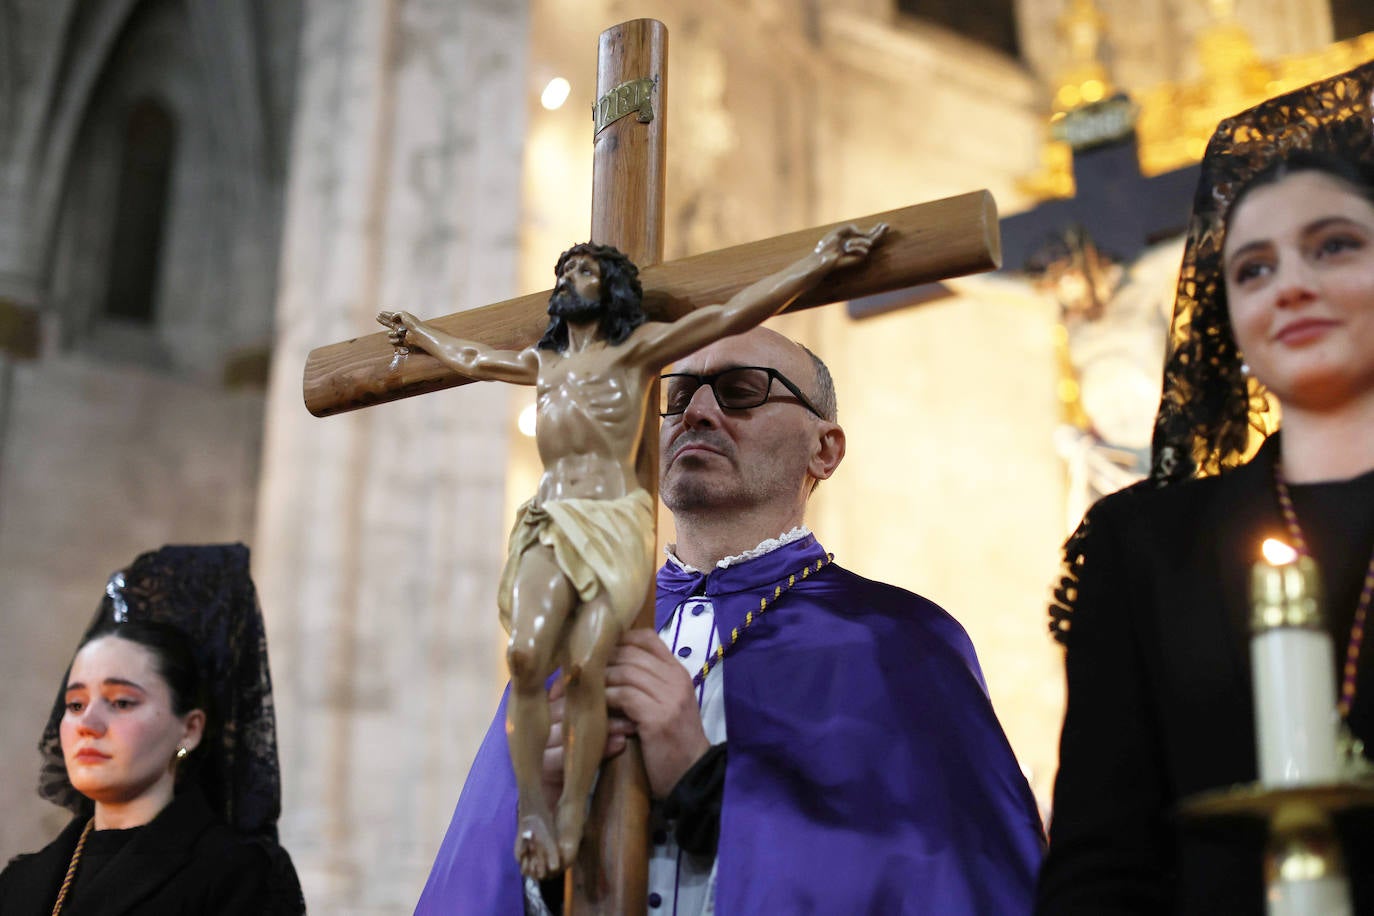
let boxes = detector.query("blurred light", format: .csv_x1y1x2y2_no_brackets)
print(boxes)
1261,538,1298,566
518,403,538,438
1056,272,1088,303
541,77,571,111
1080,80,1106,103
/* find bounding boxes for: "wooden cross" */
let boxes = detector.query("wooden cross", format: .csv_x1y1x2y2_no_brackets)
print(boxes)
303,19,1000,914
999,97,1199,272
846,96,1201,320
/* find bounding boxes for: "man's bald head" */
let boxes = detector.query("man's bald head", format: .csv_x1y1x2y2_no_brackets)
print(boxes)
659,326,846,523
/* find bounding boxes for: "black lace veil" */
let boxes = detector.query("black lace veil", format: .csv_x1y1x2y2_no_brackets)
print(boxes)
1150,60,1374,484
37,544,286,844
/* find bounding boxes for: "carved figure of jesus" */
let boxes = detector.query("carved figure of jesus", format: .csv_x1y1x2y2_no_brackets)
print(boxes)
378,223,885,879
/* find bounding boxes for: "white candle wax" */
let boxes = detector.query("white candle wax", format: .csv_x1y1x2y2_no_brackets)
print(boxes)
1250,551,1340,786
1251,628,1340,785
1268,874,1352,916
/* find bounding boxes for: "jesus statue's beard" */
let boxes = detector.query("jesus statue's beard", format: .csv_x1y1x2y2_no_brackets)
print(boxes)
548,287,604,324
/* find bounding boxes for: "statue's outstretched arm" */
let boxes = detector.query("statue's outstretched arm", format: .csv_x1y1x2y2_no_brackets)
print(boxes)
634,223,886,368
377,310,539,385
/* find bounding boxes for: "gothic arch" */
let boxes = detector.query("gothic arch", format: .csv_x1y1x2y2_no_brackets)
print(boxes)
101,95,178,325
13,0,301,375
3,0,298,371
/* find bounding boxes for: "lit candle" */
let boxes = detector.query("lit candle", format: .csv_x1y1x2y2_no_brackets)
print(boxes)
1250,539,1340,785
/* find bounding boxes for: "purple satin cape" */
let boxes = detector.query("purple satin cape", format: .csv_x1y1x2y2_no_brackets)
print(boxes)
415,535,1044,914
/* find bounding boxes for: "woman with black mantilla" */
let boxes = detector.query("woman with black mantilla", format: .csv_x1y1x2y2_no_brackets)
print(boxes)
1038,61,1374,915
0,544,303,915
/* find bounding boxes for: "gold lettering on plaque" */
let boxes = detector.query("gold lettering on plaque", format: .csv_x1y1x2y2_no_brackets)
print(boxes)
593,76,657,134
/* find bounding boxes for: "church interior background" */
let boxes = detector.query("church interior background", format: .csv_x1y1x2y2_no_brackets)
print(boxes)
2,0,1372,910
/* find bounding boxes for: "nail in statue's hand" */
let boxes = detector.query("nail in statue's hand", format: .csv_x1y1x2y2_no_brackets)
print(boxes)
376,310,411,348
822,222,887,268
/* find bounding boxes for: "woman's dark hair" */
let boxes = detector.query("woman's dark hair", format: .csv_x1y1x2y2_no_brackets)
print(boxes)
77,620,208,716
1226,149,1374,239
538,242,646,351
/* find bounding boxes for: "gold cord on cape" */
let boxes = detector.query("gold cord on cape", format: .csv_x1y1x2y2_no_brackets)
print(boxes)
693,554,833,687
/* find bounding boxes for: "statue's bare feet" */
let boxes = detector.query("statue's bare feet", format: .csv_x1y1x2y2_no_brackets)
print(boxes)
515,812,561,879
556,796,588,866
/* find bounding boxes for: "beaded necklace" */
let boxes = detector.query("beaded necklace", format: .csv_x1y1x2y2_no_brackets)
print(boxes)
50,818,93,916
1274,467,1374,719
692,553,832,688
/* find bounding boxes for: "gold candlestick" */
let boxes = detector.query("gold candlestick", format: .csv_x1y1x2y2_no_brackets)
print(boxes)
1179,540,1374,916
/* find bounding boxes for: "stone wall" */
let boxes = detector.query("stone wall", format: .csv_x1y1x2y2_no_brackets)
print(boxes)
253,1,527,910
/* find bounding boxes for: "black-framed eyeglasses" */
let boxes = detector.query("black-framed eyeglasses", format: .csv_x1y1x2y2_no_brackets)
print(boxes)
658,366,825,418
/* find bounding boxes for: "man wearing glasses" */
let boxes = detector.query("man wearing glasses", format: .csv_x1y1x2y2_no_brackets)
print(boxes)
607,326,1041,914
384,223,885,886
409,234,1044,913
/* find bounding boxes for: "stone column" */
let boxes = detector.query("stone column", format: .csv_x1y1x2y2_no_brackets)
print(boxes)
254,0,528,910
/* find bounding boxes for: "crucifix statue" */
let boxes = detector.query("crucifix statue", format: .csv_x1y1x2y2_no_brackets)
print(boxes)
378,222,885,881
304,18,1002,913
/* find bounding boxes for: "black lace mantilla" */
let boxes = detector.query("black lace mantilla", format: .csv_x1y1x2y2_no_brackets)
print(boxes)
1048,518,1090,645
1151,61,1374,485
37,544,285,844
1051,61,1374,645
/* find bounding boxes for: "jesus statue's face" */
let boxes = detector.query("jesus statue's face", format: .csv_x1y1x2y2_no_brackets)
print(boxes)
549,254,604,324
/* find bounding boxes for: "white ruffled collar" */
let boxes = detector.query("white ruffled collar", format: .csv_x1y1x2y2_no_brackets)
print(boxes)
664,526,812,574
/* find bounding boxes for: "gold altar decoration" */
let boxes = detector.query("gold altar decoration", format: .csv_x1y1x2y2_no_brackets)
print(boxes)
1020,0,1374,202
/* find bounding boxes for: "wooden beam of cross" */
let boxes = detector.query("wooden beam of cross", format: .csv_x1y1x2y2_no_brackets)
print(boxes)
302,189,1001,416
302,19,1000,915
